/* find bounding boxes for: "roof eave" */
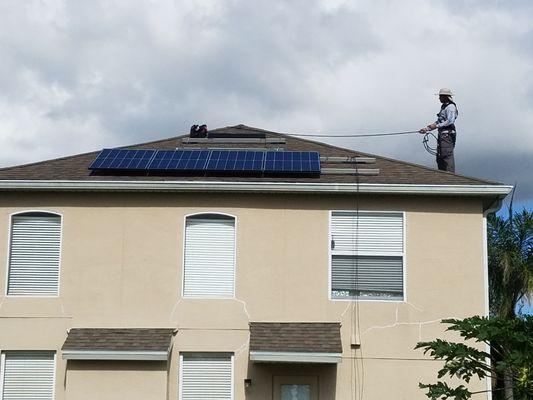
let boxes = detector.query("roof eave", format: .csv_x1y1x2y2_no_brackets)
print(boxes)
0,180,513,196
249,350,342,364
61,349,168,361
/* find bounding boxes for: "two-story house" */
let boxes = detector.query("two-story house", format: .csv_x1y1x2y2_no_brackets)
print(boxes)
0,125,511,399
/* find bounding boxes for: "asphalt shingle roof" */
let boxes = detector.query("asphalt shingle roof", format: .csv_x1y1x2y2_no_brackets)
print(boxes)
61,328,174,352
249,322,342,353
0,124,498,186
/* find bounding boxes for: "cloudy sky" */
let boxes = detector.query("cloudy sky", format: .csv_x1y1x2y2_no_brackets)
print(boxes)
0,0,532,207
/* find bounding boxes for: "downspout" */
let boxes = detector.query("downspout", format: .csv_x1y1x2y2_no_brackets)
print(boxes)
482,196,505,400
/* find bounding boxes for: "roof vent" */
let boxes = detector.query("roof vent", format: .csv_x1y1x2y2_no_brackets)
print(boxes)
190,124,208,138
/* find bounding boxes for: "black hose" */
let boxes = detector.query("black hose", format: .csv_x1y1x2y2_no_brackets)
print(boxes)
423,132,438,156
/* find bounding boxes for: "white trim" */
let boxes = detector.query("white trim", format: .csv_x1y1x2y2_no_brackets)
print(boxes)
178,354,184,400
328,210,332,302
5,210,63,298
482,216,493,400
61,350,168,361
181,212,237,299
0,352,5,400
482,217,490,318
328,210,406,302
249,351,342,364
403,211,408,303
0,180,514,196
230,354,235,400
51,353,57,400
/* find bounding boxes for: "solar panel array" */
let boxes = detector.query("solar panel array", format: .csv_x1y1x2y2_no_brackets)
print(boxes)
89,148,321,174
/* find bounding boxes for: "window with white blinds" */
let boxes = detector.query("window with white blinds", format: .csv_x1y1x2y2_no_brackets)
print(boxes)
7,212,61,296
0,351,55,400
330,211,404,300
180,353,233,400
183,214,235,298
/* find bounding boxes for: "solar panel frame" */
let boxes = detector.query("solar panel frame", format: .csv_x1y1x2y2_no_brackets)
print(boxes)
264,151,320,174
89,149,157,170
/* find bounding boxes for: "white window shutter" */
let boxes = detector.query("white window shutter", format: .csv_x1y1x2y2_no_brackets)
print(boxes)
7,214,61,296
183,216,235,298
331,212,404,300
331,211,403,254
1,352,55,400
181,354,232,400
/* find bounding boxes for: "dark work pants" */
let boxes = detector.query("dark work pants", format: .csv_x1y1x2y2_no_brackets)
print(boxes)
437,131,456,173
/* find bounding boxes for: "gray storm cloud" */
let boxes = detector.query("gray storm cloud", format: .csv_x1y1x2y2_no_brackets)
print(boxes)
0,0,532,202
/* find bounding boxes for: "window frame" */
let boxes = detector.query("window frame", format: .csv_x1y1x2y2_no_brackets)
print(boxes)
328,210,407,302
0,351,57,400
5,210,63,297
178,352,235,400
181,212,237,299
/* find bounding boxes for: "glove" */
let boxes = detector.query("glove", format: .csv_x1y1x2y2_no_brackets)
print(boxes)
419,127,428,134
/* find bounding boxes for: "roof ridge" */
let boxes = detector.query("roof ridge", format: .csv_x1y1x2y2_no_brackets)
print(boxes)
273,131,498,185
207,124,283,137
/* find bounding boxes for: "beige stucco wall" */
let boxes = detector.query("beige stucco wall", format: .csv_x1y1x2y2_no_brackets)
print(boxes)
0,192,488,399
65,361,168,400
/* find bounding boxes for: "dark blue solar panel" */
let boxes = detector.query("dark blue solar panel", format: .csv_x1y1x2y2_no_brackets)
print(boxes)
206,150,264,172
89,149,156,170
90,149,321,175
264,151,320,173
148,150,210,171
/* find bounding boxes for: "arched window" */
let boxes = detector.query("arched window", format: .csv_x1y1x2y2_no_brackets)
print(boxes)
183,214,235,298
7,212,61,296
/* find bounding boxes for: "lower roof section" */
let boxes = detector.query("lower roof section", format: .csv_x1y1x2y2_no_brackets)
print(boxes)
61,328,175,361
249,322,342,364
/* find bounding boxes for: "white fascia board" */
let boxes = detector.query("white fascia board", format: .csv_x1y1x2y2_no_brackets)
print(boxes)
249,351,342,364
0,180,514,196
61,350,168,361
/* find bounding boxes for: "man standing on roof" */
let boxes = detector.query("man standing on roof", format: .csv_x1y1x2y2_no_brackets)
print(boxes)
419,88,459,173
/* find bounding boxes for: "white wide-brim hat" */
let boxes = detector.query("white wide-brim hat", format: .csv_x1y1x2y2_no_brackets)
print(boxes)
435,88,454,96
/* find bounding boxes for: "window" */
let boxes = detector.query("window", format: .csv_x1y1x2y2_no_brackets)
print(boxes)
330,211,404,300
183,214,235,298
6,212,61,296
0,351,55,400
179,353,233,400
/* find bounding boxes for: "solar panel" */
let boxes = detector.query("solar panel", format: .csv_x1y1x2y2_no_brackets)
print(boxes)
89,149,156,170
89,149,321,175
264,151,320,174
148,149,210,171
206,150,264,172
